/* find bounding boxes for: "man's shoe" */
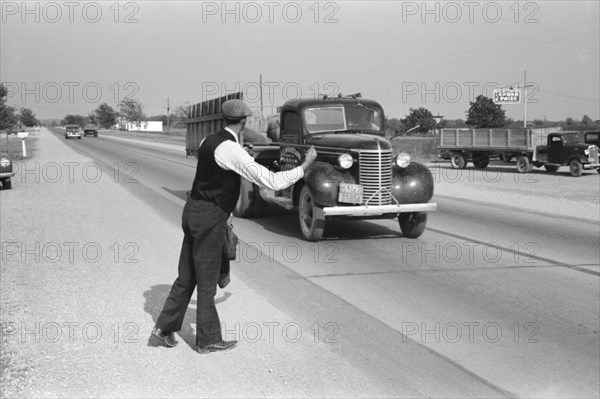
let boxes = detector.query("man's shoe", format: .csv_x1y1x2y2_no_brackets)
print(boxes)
196,340,237,354
151,327,178,347
218,274,230,289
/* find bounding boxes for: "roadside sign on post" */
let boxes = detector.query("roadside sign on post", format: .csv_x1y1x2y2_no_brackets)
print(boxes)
493,89,521,104
17,131,28,157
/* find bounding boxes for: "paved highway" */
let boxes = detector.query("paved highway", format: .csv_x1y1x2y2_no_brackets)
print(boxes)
22,129,600,397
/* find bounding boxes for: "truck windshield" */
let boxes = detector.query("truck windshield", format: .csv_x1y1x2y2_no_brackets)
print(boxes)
562,132,583,143
303,105,383,134
304,107,347,133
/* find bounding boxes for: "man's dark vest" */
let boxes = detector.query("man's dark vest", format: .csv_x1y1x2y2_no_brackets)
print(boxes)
190,130,240,214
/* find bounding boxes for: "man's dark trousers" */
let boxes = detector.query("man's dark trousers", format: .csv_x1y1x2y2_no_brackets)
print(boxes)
156,197,228,346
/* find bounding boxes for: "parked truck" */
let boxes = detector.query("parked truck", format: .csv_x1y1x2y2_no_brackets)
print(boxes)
186,92,437,241
438,127,600,176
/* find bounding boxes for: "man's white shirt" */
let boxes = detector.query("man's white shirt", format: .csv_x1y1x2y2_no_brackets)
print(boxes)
209,127,305,191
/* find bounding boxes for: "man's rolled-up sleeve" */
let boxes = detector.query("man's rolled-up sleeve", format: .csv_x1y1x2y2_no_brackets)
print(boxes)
215,141,304,191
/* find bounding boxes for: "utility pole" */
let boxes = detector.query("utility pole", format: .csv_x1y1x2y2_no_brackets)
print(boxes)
259,74,263,113
167,97,170,133
522,71,534,128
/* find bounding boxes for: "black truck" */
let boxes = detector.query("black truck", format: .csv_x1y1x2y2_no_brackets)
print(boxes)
533,131,600,176
186,93,437,241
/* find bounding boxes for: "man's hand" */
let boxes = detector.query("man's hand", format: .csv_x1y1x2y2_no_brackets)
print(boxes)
300,146,318,172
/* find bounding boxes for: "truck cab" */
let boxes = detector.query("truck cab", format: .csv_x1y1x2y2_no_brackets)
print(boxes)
235,95,437,241
583,131,599,147
535,131,600,176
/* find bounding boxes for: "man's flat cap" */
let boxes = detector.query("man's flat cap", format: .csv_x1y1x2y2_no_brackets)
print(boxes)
222,99,252,119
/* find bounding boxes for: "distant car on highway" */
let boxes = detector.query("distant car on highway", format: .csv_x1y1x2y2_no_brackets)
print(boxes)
64,125,82,140
83,124,99,137
0,152,15,189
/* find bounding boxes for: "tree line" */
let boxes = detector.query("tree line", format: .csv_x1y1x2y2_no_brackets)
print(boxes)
60,98,188,130
1,83,597,134
0,84,40,129
385,95,598,136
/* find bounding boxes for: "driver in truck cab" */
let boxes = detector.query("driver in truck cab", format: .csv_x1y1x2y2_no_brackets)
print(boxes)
152,99,317,354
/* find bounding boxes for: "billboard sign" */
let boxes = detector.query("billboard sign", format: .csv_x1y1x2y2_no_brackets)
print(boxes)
493,89,521,104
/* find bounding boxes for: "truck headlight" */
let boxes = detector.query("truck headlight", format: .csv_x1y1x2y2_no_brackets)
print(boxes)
338,153,354,169
0,158,11,167
395,152,411,168
584,148,589,155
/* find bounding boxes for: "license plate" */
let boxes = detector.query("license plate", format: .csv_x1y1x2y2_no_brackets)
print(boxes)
338,183,363,204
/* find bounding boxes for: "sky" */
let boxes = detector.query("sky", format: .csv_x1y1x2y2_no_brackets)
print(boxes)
1,0,599,122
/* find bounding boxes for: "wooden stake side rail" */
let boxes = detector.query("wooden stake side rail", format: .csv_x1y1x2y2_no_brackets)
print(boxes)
439,128,556,152
185,92,243,157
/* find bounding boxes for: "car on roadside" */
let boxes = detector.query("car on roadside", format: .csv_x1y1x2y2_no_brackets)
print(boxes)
0,152,15,189
83,124,99,137
64,125,82,140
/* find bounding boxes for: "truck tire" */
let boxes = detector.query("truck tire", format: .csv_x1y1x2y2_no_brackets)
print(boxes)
472,155,489,169
233,179,261,218
398,212,427,238
569,159,583,177
298,185,325,241
2,178,11,189
544,165,559,172
450,153,467,169
516,156,533,173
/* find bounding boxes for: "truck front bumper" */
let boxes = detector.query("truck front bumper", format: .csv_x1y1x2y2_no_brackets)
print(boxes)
323,202,437,217
0,172,15,178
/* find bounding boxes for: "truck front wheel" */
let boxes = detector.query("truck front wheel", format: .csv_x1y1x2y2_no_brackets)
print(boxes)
569,159,583,177
1,178,11,189
298,185,325,241
516,156,533,173
450,153,467,169
398,212,427,238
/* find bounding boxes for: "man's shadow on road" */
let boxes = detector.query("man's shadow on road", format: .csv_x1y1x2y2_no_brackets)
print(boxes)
143,284,232,349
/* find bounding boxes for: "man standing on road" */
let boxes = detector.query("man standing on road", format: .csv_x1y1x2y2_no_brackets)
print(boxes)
151,99,318,354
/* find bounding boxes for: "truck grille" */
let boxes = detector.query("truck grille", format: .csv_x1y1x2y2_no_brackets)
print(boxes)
358,150,393,205
588,145,599,163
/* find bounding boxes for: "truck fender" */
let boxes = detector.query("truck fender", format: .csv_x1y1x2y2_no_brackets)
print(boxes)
568,154,588,165
303,161,356,207
392,162,434,204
